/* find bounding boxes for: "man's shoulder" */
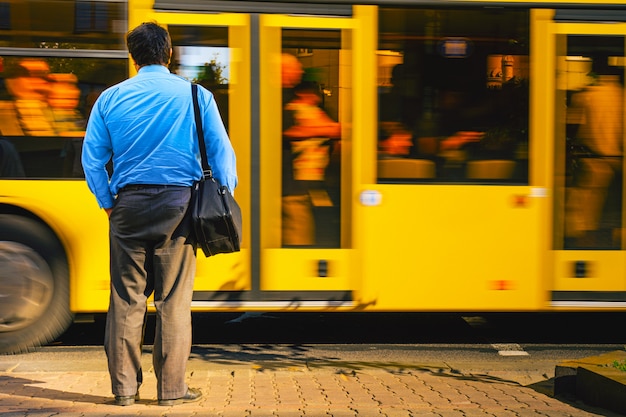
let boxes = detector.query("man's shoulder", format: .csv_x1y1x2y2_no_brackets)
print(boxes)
100,76,135,95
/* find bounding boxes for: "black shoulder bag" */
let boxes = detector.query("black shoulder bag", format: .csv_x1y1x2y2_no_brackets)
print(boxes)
190,83,242,257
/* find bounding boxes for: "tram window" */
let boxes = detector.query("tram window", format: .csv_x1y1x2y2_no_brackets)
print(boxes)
0,1,127,179
0,1,126,50
560,35,625,250
0,56,126,178
281,29,345,248
75,2,109,33
377,7,529,184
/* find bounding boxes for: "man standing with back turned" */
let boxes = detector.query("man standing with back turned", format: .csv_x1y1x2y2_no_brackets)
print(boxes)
81,22,237,406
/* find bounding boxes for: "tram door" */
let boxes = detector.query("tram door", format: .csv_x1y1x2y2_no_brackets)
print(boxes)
258,14,357,300
147,8,359,305
552,19,626,306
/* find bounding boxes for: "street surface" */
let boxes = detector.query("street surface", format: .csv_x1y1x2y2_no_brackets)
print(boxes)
1,312,625,416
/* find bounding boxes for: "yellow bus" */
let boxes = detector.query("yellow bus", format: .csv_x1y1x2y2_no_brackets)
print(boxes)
2,0,626,353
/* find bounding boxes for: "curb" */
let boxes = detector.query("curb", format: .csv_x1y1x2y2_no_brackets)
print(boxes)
554,350,626,415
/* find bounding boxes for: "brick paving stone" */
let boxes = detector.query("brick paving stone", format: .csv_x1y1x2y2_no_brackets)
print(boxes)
219,409,251,417
301,404,331,415
320,407,355,416
272,411,304,417
437,410,468,417
461,409,498,417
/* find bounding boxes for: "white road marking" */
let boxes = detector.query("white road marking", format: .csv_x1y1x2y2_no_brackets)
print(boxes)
492,343,529,356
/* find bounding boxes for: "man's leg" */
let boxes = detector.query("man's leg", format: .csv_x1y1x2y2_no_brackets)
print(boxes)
105,191,153,398
149,187,197,400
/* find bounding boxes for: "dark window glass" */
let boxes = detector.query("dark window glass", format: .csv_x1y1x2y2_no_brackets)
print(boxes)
377,7,529,184
0,0,126,50
0,3,10,30
75,2,109,33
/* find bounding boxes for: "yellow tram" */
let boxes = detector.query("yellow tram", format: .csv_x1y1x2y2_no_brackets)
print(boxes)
1,0,626,353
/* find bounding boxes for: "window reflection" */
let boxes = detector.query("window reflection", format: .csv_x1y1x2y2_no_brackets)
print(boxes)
377,7,529,183
169,26,230,130
0,56,126,178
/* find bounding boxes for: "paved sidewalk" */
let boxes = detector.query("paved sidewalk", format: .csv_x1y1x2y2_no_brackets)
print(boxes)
0,347,622,417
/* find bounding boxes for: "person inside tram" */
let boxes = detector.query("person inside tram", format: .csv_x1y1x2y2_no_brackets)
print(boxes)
416,85,487,178
5,59,51,101
281,53,313,246
565,63,624,247
378,63,419,157
284,81,340,184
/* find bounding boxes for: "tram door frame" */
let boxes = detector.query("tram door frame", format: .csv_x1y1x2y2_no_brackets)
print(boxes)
547,16,626,307
135,5,367,307
258,13,359,299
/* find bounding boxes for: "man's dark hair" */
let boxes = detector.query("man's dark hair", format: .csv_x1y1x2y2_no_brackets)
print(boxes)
126,22,172,67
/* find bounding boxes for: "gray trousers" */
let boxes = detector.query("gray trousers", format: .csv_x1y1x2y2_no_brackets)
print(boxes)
105,185,196,400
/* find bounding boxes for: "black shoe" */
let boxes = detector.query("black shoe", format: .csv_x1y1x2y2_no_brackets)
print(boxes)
114,392,140,406
158,387,202,406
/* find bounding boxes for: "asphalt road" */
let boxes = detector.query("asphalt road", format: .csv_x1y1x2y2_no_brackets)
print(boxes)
53,313,626,346
54,311,626,346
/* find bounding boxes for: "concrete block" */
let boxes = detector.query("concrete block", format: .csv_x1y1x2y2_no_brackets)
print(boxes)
577,364,626,415
554,350,626,414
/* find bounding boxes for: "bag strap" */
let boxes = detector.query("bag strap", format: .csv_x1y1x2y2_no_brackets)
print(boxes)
191,83,213,177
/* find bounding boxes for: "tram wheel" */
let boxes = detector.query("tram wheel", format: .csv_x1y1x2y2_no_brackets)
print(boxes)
0,214,73,354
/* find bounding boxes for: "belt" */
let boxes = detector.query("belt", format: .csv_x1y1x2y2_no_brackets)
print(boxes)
119,184,187,192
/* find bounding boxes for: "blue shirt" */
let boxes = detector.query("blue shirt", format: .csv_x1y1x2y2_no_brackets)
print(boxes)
82,65,238,209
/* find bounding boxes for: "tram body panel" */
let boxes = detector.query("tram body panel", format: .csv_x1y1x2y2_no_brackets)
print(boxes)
357,185,546,310
0,180,111,312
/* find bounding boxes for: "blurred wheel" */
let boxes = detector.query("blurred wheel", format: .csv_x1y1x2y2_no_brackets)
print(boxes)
0,214,72,353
